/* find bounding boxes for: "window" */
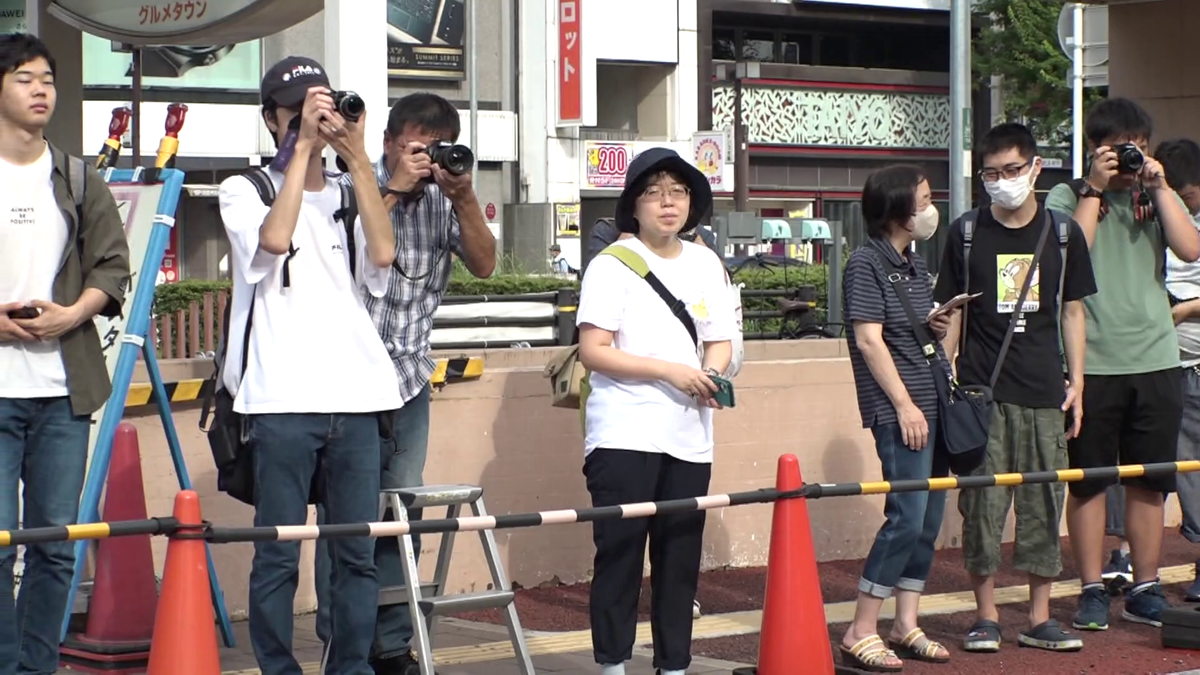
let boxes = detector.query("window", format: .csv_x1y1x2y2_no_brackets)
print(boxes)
817,34,853,67
741,30,776,63
781,33,814,66
713,27,736,61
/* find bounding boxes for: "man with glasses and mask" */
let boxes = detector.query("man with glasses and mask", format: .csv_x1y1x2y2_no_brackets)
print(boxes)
315,92,496,675
936,123,1096,654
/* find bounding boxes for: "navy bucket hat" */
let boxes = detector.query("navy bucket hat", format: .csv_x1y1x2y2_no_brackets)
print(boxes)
614,147,713,235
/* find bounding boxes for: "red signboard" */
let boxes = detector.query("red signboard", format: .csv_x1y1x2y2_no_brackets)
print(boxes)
557,0,581,125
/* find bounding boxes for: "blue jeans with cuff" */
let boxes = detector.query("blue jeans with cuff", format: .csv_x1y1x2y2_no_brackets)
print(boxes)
316,384,431,661
0,397,90,675
858,421,948,599
247,413,380,675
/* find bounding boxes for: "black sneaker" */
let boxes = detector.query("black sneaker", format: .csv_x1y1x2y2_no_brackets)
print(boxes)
1123,582,1171,627
372,651,436,675
1101,549,1133,586
1018,619,1083,652
1072,585,1110,631
1187,561,1200,602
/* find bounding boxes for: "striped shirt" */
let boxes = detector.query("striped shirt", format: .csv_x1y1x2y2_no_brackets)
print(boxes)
340,162,463,404
843,237,940,429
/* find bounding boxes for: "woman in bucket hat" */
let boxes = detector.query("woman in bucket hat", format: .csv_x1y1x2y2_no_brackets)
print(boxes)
574,148,738,675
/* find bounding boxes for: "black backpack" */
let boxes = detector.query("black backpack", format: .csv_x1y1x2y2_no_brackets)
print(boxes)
198,168,358,506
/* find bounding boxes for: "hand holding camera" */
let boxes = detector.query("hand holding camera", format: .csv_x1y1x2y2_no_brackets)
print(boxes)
1087,145,1120,192
388,142,434,194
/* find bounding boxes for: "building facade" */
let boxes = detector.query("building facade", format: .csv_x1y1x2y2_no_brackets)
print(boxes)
697,0,993,269
514,0,725,271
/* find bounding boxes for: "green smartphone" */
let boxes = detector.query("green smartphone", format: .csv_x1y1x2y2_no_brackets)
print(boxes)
709,374,736,408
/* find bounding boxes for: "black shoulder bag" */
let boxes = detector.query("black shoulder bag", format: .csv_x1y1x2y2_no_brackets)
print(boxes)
885,215,1050,474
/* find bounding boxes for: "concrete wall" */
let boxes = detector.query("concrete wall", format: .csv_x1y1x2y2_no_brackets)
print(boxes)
122,341,1185,620
1108,0,1200,144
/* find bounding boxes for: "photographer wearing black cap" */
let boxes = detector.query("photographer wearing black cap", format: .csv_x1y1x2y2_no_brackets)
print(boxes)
216,55,398,675
314,92,495,674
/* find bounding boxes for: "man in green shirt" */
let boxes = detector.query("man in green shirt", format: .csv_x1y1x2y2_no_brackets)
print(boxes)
1046,98,1200,631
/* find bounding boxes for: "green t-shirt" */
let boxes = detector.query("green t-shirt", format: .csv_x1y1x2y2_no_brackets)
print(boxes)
1045,183,1180,375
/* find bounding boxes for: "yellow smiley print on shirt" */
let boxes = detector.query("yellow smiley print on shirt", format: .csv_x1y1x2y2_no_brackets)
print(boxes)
690,298,709,321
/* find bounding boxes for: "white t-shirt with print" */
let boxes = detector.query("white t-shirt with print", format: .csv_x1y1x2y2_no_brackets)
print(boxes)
0,145,69,398
218,168,402,415
576,237,737,464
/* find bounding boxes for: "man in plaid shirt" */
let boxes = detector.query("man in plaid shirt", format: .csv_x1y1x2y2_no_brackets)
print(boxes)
316,93,496,675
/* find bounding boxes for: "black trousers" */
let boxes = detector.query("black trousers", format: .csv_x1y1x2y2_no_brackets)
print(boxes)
584,448,712,671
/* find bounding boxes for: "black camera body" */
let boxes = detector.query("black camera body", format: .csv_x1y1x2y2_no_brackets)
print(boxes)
1113,142,1145,174
424,141,475,176
330,90,365,123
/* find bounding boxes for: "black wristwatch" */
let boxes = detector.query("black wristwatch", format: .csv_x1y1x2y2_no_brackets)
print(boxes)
1076,182,1103,201
379,185,405,199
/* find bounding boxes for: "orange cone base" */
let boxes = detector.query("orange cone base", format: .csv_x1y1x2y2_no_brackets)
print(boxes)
58,644,149,674
731,663,862,675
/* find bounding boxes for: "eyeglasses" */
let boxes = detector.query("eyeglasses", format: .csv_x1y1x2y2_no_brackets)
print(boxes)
978,162,1030,183
641,185,690,201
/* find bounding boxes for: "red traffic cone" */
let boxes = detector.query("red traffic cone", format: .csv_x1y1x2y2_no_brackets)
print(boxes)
146,490,220,675
734,454,835,675
59,423,159,673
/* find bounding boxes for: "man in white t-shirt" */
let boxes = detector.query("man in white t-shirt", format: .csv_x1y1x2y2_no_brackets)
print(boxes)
217,56,401,675
0,34,131,675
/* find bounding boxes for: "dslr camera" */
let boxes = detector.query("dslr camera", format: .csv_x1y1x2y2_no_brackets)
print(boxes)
329,90,365,123
423,141,475,176
1112,142,1145,175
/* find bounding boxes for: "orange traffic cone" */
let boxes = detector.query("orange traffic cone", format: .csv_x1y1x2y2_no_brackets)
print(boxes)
146,490,220,675
734,454,835,675
59,423,158,674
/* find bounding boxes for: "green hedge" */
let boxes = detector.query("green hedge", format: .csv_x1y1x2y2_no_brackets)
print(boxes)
152,262,831,334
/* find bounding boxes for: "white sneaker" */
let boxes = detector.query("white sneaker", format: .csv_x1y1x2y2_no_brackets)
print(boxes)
693,599,702,619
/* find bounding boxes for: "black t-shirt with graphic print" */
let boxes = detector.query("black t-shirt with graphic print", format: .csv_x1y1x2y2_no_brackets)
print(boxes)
934,205,1097,409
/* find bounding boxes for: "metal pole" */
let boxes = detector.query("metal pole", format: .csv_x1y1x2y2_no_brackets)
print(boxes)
949,0,971,218
1072,3,1085,178
131,47,142,167
468,0,478,190
734,74,749,212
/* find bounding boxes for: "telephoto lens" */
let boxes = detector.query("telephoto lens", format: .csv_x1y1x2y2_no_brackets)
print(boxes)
331,90,365,123
426,141,475,176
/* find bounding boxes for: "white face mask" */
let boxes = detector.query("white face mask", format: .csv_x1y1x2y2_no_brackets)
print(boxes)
984,160,1038,210
909,204,939,241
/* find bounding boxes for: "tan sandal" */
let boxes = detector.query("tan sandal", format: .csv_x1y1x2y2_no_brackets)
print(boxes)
839,635,903,673
888,627,950,663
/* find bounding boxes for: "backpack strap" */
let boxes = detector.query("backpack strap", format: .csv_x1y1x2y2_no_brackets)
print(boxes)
1051,208,1070,314
957,208,980,359
334,181,359,276
65,155,87,227
242,168,298,288
598,244,699,346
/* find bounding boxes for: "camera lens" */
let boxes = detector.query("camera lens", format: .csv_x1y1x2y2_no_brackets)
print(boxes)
442,146,474,176
333,91,365,122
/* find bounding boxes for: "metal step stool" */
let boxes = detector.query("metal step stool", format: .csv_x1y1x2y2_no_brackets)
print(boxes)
323,484,534,675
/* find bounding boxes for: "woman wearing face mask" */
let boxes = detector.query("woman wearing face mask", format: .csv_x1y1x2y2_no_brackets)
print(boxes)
839,165,952,672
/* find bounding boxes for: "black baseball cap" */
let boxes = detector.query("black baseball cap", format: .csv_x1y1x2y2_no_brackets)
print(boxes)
261,56,331,108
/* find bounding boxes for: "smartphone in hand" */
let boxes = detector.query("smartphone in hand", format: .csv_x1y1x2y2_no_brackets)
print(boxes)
709,374,736,408
7,307,39,320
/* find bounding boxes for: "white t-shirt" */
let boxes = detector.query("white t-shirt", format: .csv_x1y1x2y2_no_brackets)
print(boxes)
0,145,69,398
1167,212,1200,366
218,168,402,414
576,237,737,463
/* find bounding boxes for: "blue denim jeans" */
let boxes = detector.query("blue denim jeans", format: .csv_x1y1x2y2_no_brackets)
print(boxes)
247,413,380,675
1177,368,1200,544
0,397,90,675
858,421,948,599
316,384,430,661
